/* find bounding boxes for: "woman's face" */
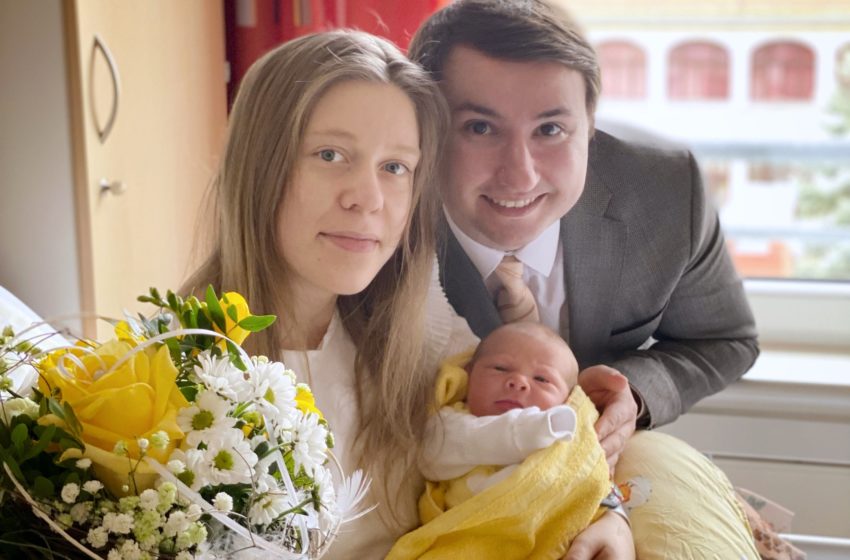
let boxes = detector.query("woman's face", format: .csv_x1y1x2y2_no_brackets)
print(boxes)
276,80,420,305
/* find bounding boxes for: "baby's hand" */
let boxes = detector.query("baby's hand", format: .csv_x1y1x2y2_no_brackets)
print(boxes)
547,404,577,438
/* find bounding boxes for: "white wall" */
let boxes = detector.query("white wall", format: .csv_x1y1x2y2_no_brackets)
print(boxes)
0,0,80,324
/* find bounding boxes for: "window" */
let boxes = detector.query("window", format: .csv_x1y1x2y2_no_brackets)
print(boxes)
597,40,647,99
751,41,815,100
838,44,850,91
668,41,729,100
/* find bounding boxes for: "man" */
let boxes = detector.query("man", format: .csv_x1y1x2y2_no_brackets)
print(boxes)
409,2,761,557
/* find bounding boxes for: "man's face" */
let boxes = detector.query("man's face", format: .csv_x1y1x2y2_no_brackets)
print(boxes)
440,46,590,251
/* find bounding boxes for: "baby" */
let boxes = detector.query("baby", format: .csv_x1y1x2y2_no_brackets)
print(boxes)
420,321,583,504
388,321,626,559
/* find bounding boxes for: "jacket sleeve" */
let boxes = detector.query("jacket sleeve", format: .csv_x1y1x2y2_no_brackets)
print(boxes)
612,152,759,429
419,405,577,481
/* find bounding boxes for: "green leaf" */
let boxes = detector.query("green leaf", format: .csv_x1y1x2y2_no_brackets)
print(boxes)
62,402,82,436
226,305,239,323
0,451,25,481
226,340,247,371
59,437,83,451
21,425,56,462
10,424,28,455
205,285,226,332
32,476,54,499
47,398,65,421
237,315,276,332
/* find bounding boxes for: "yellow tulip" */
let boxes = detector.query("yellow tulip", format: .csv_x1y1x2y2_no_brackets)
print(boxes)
38,341,188,496
295,385,324,421
217,292,251,347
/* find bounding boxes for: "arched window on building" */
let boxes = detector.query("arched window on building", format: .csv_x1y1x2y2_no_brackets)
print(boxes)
668,41,729,100
837,43,850,91
596,40,646,99
751,41,815,100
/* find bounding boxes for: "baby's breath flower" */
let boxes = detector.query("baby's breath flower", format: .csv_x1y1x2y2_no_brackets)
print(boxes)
70,501,93,524
163,510,189,538
187,503,202,519
139,488,159,511
83,480,104,494
212,492,233,512
61,482,80,504
133,509,163,546
56,512,73,528
176,521,207,550
167,459,185,474
157,481,178,513
114,440,129,456
103,511,134,534
119,495,141,514
175,552,194,560
122,484,130,493
150,430,170,450
75,458,92,470
137,437,150,452
87,526,109,548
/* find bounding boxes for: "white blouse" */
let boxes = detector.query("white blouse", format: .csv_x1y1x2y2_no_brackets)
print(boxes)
281,264,478,559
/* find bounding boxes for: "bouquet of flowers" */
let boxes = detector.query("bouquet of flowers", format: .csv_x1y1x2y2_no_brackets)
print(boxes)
0,287,370,559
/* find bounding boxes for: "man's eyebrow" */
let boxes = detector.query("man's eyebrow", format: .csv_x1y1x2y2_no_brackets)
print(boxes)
452,102,500,118
453,103,574,120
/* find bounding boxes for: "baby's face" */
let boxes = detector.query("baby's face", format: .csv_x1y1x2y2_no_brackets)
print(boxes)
466,326,578,417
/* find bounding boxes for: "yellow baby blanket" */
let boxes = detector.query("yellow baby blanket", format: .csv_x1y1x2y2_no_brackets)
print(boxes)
387,351,611,560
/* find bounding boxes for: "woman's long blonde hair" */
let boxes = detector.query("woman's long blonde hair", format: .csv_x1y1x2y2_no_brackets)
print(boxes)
183,30,448,517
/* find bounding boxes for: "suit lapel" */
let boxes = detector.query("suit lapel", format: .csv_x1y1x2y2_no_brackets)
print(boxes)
437,218,502,339
562,138,627,365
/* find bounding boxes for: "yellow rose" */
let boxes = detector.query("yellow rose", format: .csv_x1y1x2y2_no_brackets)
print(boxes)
38,341,188,495
216,292,251,347
295,385,324,421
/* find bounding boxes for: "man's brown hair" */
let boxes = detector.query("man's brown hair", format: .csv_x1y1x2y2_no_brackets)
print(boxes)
408,0,601,119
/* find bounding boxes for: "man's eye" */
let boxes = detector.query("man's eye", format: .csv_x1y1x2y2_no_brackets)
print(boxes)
318,149,342,162
466,121,491,135
538,123,564,137
383,161,410,176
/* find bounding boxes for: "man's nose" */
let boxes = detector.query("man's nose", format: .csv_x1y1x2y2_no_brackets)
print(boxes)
496,135,540,192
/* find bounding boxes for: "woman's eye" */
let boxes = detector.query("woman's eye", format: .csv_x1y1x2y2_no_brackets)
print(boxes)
466,121,492,135
383,161,410,176
318,149,342,162
538,123,564,137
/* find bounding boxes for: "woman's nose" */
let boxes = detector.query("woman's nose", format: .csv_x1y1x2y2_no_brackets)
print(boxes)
339,166,383,212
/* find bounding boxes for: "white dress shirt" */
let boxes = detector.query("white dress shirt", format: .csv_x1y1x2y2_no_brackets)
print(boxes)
445,209,567,335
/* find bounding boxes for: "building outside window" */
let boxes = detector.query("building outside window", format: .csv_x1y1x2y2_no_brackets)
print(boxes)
752,41,816,100
668,41,730,99
596,40,647,99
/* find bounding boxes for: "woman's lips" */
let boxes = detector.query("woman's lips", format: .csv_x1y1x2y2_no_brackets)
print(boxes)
320,231,379,253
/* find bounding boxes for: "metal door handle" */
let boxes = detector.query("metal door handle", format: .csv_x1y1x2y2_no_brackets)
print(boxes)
90,34,120,143
99,178,126,196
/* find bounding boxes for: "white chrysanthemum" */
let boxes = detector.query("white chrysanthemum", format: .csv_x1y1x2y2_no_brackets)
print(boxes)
177,390,234,447
248,491,298,528
194,352,251,401
213,492,233,512
61,482,80,504
87,526,109,548
195,428,258,487
293,413,328,477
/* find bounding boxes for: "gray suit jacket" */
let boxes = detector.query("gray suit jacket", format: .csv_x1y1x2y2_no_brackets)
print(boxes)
438,130,759,428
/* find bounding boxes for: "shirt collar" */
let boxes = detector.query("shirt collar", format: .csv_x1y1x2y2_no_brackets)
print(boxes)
444,208,561,279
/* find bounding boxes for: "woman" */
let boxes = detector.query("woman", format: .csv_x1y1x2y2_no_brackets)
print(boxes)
183,30,632,559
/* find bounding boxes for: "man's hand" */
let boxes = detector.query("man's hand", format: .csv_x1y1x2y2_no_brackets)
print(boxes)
563,510,634,560
578,365,637,475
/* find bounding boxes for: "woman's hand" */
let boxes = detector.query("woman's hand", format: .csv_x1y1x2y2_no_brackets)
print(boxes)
563,511,634,560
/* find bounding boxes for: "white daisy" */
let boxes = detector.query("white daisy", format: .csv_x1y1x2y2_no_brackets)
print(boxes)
194,352,251,401
177,390,234,447
247,491,298,528
246,360,297,413
292,412,328,477
168,448,206,491
195,428,258,486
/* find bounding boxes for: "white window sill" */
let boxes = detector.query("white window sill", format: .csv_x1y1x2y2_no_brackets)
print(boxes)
744,348,850,387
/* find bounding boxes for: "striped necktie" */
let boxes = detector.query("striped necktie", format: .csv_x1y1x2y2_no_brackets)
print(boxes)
493,255,540,323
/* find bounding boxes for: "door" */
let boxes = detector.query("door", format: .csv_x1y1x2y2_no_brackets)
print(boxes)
65,1,227,336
